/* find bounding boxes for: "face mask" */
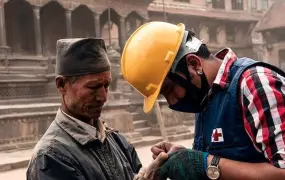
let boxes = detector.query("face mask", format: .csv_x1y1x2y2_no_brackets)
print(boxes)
167,70,210,113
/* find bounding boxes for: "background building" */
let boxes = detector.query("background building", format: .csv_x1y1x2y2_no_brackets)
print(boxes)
0,0,279,152
149,0,273,58
255,0,285,69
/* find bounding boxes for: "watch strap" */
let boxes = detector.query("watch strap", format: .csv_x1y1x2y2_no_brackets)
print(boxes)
211,156,221,167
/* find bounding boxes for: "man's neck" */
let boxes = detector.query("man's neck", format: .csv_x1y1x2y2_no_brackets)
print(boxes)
203,55,223,88
60,104,96,127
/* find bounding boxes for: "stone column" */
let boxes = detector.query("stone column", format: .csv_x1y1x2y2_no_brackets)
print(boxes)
33,6,42,56
0,1,7,46
119,16,126,50
243,0,248,11
94,13,101,38
66,9,72,38
225,0,232,11
247,0,251,12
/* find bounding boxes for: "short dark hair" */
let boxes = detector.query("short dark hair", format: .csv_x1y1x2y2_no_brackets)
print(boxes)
65,76,81,84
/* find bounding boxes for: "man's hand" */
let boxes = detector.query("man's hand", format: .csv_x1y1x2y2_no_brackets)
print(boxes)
134,167,147,180
151,141,186,159
133,152,168,180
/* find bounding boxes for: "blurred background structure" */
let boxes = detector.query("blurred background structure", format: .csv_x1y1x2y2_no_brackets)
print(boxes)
0,0,284,175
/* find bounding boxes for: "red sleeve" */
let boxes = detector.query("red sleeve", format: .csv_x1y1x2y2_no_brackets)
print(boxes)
240,66,285,168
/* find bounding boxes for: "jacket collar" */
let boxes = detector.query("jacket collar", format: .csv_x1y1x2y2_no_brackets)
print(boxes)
213,48,238,89
55,109,106,145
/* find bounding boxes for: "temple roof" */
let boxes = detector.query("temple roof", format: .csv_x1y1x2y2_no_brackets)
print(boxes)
148,4,261,22
255,1,285,32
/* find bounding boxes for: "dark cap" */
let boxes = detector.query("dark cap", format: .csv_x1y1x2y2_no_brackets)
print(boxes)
56,38,111,76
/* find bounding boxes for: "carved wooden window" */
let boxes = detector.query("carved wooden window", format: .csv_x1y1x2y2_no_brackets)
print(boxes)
232,0,243,10
212,0,225,9
173,0,190,2
209,26,217,43
260,0,268,10
279,50,285,71
226,25,235,43
251,0,257,10
276,29,285,42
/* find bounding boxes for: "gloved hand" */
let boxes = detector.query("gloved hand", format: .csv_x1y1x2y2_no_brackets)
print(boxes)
133,152,169,180
158,149,209,180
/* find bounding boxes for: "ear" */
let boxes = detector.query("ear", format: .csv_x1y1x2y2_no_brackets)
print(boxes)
55,76,67,95
185,54,202,71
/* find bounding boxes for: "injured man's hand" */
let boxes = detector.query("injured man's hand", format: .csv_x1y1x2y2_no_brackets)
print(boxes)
133,152,168,180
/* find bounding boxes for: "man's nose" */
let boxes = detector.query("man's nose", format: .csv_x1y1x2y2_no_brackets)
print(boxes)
95,87,107,103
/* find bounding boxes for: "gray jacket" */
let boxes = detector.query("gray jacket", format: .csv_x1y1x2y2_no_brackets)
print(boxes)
26,109,142,180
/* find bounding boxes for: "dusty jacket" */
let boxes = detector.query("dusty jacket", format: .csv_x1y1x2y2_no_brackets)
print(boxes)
26,109,142,180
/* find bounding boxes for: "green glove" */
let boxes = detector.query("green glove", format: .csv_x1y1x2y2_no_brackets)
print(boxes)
158,149,208,180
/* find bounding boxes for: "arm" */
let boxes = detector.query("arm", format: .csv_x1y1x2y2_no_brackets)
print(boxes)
158,67,285,180
214,66,285,179
111,132,142,173
128,142,143,173
207,155,285,180
27,153,85,180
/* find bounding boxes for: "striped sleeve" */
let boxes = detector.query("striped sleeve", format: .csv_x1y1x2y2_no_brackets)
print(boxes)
240,66,285,168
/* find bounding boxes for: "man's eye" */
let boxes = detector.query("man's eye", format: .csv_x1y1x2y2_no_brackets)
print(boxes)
88,83,109,90
104,84,110,88
89,85,100,90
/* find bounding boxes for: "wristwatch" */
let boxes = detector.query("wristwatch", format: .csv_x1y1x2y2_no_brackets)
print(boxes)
206,156,221,180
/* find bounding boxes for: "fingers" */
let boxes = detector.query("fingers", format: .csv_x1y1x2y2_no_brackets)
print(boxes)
150,152,169,168
151,141,172,160
151,149,164,160
152,154,157,160
151,142,165,157
138,167,146,175
133,176,146,180
133,168,146,180
156,156,172,180
144,152,169,178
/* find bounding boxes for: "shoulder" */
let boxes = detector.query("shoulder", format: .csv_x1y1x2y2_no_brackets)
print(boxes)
240,65,284,89
30,138,75,166
241,65,284,80
29,121,76,167
27,137,80,178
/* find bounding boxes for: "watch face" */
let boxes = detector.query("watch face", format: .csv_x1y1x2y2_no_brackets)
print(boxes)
206,166,220,180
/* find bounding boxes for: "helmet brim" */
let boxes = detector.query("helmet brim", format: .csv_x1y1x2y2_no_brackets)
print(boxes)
143,81,163,113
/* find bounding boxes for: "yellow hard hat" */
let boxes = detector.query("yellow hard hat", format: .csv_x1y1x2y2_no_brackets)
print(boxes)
121,21,185,113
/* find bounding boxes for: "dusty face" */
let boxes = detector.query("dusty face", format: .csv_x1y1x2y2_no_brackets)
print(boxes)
60,71,111,120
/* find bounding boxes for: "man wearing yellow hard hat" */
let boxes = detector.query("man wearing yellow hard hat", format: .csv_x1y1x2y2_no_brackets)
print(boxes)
121,21,285,180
